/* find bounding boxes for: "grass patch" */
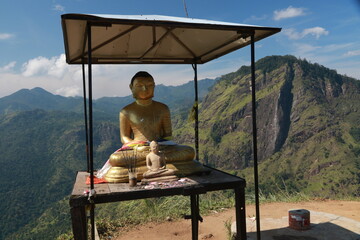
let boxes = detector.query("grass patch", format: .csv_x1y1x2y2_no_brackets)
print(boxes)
224,217,233,240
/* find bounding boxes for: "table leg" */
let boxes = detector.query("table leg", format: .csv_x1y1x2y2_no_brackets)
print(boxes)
235,187,247,240
190,194,199,240
70,205,87,240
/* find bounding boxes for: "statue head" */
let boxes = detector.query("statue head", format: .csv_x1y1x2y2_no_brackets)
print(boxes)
130,71,155,100
150,140,159,153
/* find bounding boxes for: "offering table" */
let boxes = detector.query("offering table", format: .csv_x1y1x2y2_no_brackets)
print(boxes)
69,166,247,240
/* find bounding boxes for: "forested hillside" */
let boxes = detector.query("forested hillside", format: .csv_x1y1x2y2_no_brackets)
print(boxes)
1,55,359,239
0,78,215,239
175,55,360,197
0,110,119,239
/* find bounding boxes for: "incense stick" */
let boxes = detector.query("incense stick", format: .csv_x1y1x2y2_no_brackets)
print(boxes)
121,147,138,174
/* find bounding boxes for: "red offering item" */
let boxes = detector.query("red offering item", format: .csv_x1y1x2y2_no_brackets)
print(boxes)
289,209,310,230
86,176,108,185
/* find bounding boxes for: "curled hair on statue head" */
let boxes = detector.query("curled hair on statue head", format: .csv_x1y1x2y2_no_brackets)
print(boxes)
131,71,154,86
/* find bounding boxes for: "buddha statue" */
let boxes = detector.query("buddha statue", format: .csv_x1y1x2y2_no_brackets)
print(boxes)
103,71,205,183
141,141,178,183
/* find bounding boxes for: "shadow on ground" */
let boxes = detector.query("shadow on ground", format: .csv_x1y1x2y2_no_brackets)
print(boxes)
232,211,360,240
247,221,360,240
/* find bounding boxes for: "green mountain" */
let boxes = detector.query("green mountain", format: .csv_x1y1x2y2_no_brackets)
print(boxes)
0,87,82,115
1,55,360,239
0,109,119,239
0,78,215,240
0,79,216,118
175,55,360,197
94,78,216,122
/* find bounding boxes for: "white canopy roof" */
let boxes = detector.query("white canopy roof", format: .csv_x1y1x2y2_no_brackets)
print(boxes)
61,14,281,64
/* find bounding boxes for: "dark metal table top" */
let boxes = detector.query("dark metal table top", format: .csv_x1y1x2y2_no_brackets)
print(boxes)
70,166,246,207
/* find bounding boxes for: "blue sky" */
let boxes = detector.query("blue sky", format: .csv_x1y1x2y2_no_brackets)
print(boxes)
1,0,360,98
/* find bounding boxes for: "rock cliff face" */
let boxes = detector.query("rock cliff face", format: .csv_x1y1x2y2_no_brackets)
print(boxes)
174,55,360,197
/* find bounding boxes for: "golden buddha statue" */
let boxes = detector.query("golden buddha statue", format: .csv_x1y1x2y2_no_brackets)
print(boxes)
103,71,204,183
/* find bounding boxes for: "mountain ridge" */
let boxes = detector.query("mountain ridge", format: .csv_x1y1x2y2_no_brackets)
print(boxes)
0,78,216,125
174,55,360,197
1,55,359,239
0,78,216,239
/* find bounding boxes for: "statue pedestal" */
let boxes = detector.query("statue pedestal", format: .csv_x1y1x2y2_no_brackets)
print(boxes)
104,160,210,183
141,175,179,184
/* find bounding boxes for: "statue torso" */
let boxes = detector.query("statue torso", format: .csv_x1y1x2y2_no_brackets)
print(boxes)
147,152,163,171
121,101,171,142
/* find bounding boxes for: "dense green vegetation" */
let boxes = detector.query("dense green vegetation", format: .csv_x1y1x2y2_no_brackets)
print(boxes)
0,79,214,240
1,55,360,239
0,110,120,239
175,55,360,199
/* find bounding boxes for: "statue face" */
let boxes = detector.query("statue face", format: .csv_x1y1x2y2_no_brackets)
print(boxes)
150,141,159,153
130,77,155,100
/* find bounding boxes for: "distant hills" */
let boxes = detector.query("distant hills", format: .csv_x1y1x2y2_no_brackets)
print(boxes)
0,78,215,239
0,87,82,114
1,55,360,239
0,78,216,117
175,55,360,197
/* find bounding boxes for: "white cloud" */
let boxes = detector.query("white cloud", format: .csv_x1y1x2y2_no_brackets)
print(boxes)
5,54,194,98
273,6,306,21
55,86,81,97
1,53,242,99
302,27,329,39
0,33,14,40
53,4,65,12
48,54,67,78
22,56,52,77
22,54,68,78
0,61,16,72
283,27,329,40
344,49,360,57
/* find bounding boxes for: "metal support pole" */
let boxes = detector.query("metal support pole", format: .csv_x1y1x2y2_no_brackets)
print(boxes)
250,34,261,240
192,63,199,161
87,23,96,240
234,187,247,240
82,62,90,173
190,194,199,240
70,206,87,240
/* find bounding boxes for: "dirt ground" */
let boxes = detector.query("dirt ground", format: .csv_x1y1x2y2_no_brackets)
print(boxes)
113,200,360,240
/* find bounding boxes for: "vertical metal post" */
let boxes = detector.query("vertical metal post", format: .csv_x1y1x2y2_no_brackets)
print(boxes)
191,64,201,240
190,194,199,240
87,23,95,240
70,206,87,240
82,62,90,173
192,63,199,161
235,187,247,240
250,34,261,240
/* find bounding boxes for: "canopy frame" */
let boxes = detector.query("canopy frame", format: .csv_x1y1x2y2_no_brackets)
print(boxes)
62,14,280,65
62,13,281,240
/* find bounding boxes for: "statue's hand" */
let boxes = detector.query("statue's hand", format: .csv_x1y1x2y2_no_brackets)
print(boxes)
137,145,149,152
123,141,149,152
